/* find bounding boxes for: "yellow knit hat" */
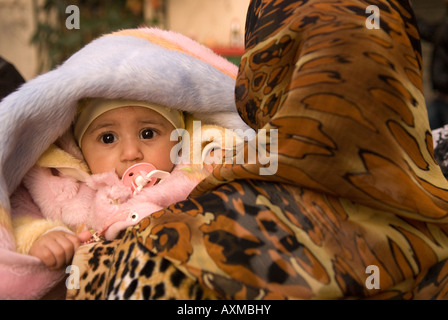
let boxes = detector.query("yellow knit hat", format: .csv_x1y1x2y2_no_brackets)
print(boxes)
74,98,185,147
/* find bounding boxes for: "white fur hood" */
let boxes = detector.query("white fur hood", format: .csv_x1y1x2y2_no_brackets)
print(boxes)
0,27,249,204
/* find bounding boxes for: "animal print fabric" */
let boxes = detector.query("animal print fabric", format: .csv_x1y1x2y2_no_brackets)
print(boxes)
68,0,448,299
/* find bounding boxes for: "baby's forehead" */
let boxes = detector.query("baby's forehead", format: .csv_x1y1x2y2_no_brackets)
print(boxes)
86,106,176,134
95,105,168,121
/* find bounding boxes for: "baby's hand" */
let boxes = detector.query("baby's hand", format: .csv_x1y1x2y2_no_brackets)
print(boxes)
29,230,82,269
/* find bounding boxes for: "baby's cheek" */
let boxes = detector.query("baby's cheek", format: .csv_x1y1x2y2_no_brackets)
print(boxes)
160,141,180,171
88,160,117,176
156,158,176,173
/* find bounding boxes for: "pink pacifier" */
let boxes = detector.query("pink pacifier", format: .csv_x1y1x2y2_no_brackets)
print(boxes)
122,163,170,194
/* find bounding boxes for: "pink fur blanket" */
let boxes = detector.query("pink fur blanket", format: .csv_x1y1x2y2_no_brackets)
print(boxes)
13,163,201,241
0,27,249,299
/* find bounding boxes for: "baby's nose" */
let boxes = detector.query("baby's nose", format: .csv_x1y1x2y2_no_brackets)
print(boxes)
120,140,144,162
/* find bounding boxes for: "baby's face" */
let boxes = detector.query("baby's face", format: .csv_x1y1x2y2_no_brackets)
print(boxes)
80,106,178,178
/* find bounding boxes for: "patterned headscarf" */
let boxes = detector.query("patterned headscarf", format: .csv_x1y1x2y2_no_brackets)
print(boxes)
70,0,448,300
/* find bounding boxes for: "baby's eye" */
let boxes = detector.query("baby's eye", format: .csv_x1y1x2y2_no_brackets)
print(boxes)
100,133,117,144
140,128,156,140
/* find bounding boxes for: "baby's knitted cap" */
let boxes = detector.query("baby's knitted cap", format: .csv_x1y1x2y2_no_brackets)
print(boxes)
74,98,185,147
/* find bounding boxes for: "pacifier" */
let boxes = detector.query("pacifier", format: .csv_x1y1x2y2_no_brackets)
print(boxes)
122,163,170,194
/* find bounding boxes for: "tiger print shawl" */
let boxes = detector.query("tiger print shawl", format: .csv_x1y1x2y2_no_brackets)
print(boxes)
69,0,448,299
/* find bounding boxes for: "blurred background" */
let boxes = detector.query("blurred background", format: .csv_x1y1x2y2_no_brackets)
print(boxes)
0,0,249,80
0,0,446,109
412,0,448,107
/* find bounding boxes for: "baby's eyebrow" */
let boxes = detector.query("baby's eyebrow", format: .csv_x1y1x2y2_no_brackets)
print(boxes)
138,119,167,127
139,119,159,124
88,122,116,133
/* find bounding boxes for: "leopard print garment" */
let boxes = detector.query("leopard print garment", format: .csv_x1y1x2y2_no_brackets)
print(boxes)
67,233,218,300
68,0,448,300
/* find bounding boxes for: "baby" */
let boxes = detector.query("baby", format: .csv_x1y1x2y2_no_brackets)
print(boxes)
11,98,226,270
